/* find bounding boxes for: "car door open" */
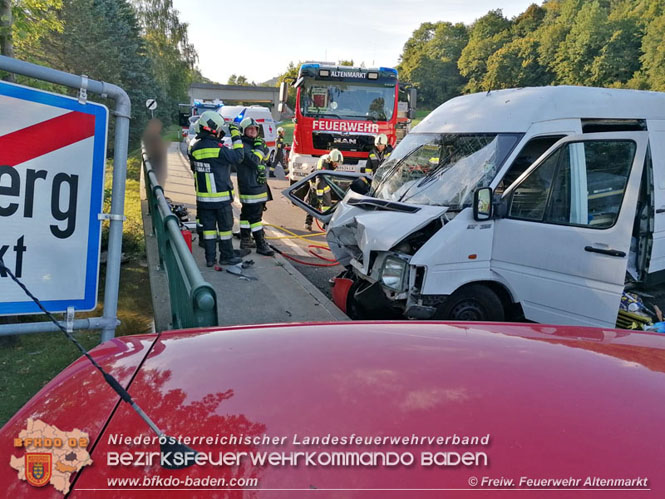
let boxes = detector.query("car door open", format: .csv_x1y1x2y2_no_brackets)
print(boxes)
491,132,649,327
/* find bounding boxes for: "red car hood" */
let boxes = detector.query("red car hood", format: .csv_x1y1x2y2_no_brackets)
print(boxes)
1,334,156,497
4,322,665,497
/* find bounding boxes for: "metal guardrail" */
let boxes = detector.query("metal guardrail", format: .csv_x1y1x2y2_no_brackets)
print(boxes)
142,145,218,329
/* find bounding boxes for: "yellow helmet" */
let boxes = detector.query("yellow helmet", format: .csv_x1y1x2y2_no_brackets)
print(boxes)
328,148,343,164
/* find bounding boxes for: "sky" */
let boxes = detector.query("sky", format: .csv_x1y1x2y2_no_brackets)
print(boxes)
172,0,541,85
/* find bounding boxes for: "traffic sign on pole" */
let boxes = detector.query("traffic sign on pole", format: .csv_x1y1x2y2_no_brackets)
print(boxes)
145,99,157,111
0,80,108,315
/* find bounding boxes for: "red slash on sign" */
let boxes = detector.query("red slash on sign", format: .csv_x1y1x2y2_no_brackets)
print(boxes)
0,111,95,167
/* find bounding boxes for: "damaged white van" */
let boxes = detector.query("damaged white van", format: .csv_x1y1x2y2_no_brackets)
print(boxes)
286,86,665,328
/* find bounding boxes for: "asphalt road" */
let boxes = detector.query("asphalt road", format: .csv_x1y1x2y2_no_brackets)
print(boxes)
260,169,343,301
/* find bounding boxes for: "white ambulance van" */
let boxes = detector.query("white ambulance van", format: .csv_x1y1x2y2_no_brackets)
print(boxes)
287,86,665,328
218,105,278,163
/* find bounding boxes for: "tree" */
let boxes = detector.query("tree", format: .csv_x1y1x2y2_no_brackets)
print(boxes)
37,0,159,148
133,0,197,122
227,74,254,86
1,0,63,81
484,37,552,89
458,9,512,92
398,22,468,108
338,59,353,66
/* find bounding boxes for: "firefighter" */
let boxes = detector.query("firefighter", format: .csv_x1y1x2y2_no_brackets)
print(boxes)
305,148,343,231
189,111,245,267
270,126,288,177
237,117,275,256
364,133,393,176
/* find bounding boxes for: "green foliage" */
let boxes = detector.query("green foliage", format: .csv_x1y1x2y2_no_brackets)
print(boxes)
133,0,198,124
101,150,145,255
227,74,255,86
338,59,354,66
11,0,63,52
397,0,665,107
398,22,469,108
458,9,512,92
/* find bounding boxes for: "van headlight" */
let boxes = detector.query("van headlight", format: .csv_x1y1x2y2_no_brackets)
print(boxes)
380,256,407,291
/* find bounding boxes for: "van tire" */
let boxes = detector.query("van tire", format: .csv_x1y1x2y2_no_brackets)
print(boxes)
435,285,504,322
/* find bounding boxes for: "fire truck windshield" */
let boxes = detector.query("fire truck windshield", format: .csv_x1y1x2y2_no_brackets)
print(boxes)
299,78,396,121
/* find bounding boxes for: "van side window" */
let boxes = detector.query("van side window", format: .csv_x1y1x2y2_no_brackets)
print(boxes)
509,140,637,228
508,148,560,220
497,135,564,194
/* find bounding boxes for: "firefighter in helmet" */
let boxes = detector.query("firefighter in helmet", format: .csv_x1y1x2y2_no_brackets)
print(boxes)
270,126,288,177
237,117,275,256
189,111,245,267
305,148,343,231
364,133,393,176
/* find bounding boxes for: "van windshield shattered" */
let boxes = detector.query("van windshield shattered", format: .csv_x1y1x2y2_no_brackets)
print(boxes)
372,133,522,208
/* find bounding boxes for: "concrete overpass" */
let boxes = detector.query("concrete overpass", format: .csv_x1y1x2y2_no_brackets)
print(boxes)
189,83,281,121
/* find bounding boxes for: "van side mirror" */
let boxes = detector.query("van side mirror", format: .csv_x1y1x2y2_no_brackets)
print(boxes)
473,187,492,221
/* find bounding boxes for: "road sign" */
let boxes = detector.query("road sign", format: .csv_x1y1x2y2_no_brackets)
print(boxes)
0,80,108,315
145,99,157,111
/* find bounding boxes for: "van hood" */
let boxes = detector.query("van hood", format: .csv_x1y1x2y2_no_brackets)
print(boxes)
327,192,447,272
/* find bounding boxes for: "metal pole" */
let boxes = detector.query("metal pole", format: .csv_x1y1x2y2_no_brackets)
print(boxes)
0,55,131,342
0,317,119,336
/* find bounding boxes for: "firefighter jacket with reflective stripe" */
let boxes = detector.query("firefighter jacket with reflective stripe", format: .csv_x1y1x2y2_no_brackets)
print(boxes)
274,135,286,164
237,136,269,204
310,155,334,211
364,144,393,175
189,133,244,205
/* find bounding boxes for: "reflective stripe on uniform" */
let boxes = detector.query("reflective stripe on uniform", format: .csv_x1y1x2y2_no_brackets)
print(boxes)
253,150,264,160
316,185,331,196
239,192,268,203
197,189,233,202
233,141,243,150
192,148,220,160
203,230,217,240
250,221,263,232
369,153,376,159
218,230,233,240
239,220,250,229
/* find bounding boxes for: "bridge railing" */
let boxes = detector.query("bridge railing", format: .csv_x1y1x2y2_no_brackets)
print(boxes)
142,145,218,329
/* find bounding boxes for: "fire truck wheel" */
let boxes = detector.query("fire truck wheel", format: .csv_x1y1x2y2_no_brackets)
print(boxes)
435,284,504,322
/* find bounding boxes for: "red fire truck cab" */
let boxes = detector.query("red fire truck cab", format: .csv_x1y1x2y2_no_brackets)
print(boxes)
279,64,416,182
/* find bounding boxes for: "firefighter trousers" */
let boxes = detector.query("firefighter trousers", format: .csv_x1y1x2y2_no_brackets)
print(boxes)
239,202,265,237
198,204,233,264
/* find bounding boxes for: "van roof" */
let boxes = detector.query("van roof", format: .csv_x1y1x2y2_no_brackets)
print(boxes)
218,105,273,120
415,86,665,134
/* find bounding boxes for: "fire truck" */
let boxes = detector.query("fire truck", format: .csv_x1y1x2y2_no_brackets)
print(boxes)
278,63,416,182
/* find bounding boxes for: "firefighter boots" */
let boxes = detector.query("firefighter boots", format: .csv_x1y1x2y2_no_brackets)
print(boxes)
219,239,242,265
240,228,256,249
253,230,275,256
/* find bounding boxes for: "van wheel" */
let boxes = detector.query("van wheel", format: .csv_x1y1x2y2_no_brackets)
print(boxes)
435,285,504,322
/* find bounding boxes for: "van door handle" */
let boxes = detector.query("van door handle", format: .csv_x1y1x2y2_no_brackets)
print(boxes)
656,208,665,214
584,246,626,257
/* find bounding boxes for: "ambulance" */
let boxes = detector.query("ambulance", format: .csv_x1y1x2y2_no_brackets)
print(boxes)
287,86,665,328
217,105,278,163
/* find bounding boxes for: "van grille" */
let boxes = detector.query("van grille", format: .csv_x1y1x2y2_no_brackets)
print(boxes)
312,132,375,153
